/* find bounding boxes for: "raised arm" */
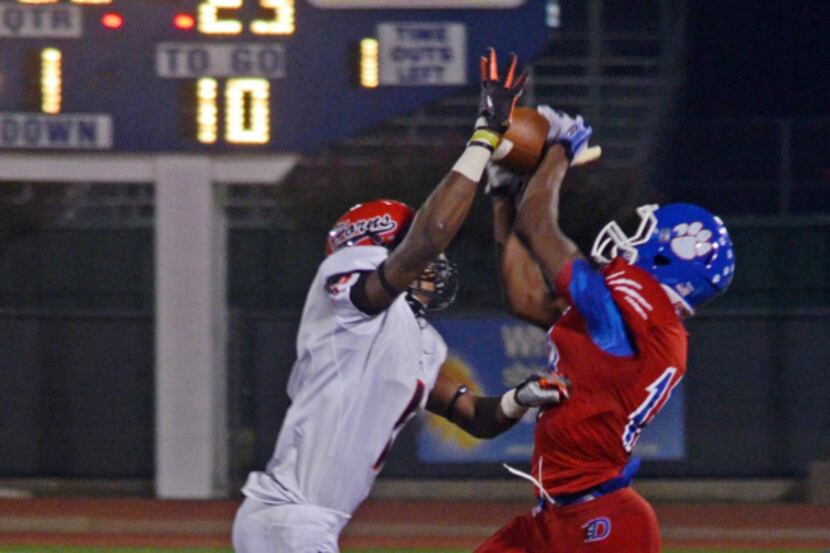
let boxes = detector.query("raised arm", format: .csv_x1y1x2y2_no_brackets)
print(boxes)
353,49,527,314
513,146,581,285
513,110,593,288
487,165,566,329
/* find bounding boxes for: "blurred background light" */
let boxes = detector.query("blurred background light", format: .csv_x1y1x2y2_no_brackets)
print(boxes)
101,12,123,30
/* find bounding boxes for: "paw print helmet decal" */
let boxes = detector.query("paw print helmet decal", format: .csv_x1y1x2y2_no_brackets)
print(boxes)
591,203,735,315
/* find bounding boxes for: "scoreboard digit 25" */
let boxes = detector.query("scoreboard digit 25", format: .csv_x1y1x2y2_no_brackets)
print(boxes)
0,0,548,153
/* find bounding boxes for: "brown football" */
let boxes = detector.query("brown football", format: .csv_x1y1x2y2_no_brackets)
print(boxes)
496,107,550,173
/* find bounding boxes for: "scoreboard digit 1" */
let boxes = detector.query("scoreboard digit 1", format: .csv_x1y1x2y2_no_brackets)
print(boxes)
40,47,62,114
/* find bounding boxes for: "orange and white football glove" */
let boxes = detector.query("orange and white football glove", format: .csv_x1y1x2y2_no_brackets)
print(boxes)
469,48,528,153
501,372,571,419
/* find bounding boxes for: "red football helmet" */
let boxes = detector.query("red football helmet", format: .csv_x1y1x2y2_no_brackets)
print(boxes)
325,199,415,256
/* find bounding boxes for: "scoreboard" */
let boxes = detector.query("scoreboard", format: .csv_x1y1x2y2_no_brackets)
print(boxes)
0,0,550,152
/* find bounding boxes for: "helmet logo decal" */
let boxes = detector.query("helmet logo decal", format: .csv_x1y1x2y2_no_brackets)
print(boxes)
330,214,397,250
670,222,713,261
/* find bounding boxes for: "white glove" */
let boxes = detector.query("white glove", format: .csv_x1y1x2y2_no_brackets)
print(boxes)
536,105,593,161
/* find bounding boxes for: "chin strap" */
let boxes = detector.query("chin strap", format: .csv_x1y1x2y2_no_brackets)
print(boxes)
660,284,695,318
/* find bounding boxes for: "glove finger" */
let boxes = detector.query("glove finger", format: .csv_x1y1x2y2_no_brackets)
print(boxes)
508,96,521,121
480,56,488,82
539,375,571,399
542,383,568,401
536,104,555,123
510,69,528,94
524,383,563,406
487,47,498,82
503,52,518,88
540,388,563,404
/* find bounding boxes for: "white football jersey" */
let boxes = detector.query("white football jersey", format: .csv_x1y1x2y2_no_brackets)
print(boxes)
242,245,447,517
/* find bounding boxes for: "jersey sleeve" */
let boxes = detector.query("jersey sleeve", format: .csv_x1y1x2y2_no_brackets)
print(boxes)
554,258,635,356
318,245,390,326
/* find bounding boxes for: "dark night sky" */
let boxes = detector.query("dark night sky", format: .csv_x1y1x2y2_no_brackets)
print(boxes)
686,1,830,119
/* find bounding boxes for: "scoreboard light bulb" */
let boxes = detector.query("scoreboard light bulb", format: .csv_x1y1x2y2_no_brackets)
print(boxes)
225,78,270,144
173,13,196,31
359,38,379,89
199,0,243,35
101,12,124,30
41,47,62,114
251,0,295,36
196,78,219,144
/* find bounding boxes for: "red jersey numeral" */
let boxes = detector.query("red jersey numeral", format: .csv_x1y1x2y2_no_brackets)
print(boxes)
622,367,680,452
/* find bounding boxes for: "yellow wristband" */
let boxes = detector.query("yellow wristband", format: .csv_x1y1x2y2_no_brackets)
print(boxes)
468,128,502,152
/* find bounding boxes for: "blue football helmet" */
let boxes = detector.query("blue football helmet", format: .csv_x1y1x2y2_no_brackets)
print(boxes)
591,203,735,315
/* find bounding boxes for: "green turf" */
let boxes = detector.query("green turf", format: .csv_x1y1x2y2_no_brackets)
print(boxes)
0,547,823,553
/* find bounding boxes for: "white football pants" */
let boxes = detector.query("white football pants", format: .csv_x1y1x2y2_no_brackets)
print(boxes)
232,497,350,553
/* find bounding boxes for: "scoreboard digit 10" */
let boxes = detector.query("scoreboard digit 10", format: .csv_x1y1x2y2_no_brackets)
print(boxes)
0,0,549,153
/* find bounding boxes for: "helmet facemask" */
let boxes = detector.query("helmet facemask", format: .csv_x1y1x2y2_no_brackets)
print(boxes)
590,204,659,265
406,254,459,317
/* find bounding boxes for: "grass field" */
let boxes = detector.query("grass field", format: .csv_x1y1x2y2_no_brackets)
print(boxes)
0,546,827,553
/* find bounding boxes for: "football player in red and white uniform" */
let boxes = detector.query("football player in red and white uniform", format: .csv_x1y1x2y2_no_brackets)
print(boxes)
232,50,570,553
475,107,735,552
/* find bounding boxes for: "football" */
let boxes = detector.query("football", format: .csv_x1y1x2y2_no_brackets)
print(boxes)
496,107,550,173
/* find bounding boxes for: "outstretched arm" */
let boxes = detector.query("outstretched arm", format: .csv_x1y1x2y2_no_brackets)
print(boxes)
489,170,567,328
352,49,527,314
513,145,582,287
426,370,569,439
512,109,594,287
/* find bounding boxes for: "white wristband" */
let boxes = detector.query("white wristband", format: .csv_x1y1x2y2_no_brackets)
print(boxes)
451,144,492,183
500,390,529,420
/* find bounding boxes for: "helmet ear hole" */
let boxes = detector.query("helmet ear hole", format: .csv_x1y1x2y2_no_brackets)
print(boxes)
654,254,671,267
